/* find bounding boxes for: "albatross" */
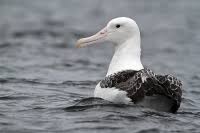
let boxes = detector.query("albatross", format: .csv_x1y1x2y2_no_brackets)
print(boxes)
76,17,182,113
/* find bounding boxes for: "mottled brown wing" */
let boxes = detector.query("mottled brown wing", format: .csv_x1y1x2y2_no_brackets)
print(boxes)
100,69,152,103
138,68,182,112
100,70,138,88
100,68,183,112
115,70,147,103
155,74,182,112
100,70,145,103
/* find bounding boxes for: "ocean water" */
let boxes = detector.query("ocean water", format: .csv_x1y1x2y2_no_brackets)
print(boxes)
0,0,200,132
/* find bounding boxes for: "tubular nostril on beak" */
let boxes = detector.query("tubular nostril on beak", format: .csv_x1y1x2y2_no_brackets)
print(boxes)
100,28,107,34
75,27,107,48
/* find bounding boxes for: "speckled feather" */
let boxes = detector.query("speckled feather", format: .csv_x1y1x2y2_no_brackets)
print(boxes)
100,68,182,113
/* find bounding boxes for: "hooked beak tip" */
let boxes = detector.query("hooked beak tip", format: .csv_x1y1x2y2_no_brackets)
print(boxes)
75,39,84,48
76,44,81,48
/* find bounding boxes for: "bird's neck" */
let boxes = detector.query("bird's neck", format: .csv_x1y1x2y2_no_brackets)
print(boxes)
106,35,143,76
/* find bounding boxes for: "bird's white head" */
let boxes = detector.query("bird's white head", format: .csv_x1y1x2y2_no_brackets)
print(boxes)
76,17,140,47
76,17,143,75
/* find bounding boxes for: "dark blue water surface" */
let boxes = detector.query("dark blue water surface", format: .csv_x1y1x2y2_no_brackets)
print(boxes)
0,0,200,132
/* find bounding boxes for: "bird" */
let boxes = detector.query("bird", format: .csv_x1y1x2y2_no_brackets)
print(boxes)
76,17,182,113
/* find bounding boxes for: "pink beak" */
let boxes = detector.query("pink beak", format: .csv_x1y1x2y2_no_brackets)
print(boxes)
76,27,107,48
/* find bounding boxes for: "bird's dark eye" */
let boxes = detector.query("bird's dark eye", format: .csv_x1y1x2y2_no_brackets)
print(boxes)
116,24,121,28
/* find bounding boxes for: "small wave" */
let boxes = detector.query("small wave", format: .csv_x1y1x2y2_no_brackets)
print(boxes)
0,77,44,84
64,97,132,112
0,41,22,48
0,95,31,100
61,80,98,86
11,29,63,38
136,128,160,133
65,126,122,132
0,77,97,87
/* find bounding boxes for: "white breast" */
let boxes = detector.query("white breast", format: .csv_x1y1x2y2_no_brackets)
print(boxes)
94,82,131,104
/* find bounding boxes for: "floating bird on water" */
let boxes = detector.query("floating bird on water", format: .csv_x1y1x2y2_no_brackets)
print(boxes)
76,17,182,113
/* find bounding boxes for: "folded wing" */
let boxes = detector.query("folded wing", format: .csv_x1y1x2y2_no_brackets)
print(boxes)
100,68,182,113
